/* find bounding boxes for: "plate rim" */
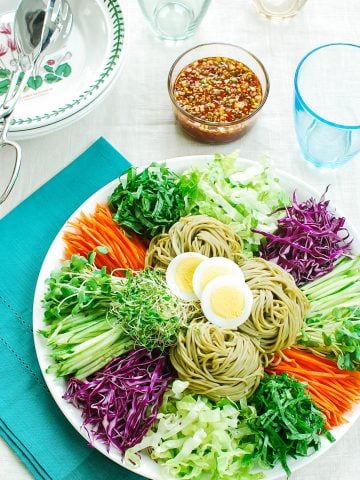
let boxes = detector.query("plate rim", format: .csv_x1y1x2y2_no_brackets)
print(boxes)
33,154,360,480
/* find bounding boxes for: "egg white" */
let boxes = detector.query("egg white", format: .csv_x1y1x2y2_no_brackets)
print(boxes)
166,252,207,301
201,274,253,329
192,256,245,300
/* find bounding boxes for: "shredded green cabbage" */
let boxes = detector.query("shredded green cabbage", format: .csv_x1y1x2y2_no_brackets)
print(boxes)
179,152,289,255
125,380,263,480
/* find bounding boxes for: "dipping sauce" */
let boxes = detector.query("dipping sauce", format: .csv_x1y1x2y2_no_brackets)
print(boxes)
168,44,269,144
173,56,263,123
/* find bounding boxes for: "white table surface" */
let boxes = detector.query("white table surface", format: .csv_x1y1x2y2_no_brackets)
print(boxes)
1,0,360,479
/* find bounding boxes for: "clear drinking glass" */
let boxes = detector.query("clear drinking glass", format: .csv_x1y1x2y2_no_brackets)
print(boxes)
138,0,211,40
252,0,307,19
294,43,360,168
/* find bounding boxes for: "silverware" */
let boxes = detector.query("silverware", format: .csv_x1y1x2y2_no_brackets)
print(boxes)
2,0,59,119
41,1,73,58
0,0,73,205
34,1,73,77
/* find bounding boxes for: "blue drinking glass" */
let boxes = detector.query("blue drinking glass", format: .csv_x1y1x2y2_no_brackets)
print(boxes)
294,43,360,168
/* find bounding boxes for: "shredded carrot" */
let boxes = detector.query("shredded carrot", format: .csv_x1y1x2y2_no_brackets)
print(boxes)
267,347,360,429
63,203,147,276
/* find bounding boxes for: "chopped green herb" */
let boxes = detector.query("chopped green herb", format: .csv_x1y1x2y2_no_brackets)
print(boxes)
109,163,185,237
247,373,333,476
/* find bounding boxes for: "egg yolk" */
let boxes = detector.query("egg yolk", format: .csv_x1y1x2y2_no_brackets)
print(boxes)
201,266,235,291
175,257,204,294
210,286,245,320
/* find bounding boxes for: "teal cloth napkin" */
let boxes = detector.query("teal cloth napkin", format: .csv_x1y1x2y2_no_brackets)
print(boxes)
0,137,146,480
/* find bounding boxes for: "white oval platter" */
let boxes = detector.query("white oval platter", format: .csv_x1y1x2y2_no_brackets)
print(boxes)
33,155,360,480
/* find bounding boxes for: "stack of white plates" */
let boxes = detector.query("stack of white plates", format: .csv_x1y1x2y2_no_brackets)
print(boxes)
0,0,126,140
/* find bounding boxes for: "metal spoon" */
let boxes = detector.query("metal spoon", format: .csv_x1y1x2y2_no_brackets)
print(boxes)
34,1,73,76
2,0,59,114
0,0,73,204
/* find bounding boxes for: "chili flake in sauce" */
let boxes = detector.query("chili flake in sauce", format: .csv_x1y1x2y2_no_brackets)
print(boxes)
173,56,263,123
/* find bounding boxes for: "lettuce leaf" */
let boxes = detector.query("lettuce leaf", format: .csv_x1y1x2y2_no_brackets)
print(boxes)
179,153,289,255
125,380,263,480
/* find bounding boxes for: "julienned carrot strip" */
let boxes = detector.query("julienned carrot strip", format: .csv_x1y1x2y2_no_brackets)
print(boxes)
64,226,133,270
272,366,349,379
284,348,337,369
63,203,147,276
307,389,350,423
65,208,141,268
94,205,144,261
267,347,360,429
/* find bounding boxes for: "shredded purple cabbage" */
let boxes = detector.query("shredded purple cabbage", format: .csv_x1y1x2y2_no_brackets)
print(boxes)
64,348,175,453
253,189,352,284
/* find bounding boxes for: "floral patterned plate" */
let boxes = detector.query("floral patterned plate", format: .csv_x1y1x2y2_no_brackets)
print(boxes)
0,0,126,139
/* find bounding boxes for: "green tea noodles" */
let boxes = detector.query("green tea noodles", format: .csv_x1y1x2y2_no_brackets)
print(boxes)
238,257,310,353
145,215,243,271
170,317,263,401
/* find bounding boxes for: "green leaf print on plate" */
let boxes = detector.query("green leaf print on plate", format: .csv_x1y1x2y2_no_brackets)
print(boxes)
45,73,62,84
55,63,72,77
0,68,10,78
27,76,43,90
0,78,10,94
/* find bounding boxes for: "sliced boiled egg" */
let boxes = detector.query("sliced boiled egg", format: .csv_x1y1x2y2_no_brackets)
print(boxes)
166,252,207,301
192,257,245,300
201,274,253,329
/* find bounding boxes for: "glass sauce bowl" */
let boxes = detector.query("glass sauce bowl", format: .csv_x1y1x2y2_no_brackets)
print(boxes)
168,43,270,143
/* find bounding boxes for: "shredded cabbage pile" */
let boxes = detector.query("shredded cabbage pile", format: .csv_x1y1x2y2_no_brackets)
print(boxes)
64,348,175,453
125,380,263,480
179,152,289,255
255,190,352,284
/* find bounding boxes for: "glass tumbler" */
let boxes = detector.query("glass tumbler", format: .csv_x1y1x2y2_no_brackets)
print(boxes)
252,0,307,20
294,43,360,168
138,0,211,40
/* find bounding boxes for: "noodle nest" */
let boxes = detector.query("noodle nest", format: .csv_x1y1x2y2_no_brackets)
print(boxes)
237,257,310,354
145,215,243,271
170,317,264,401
